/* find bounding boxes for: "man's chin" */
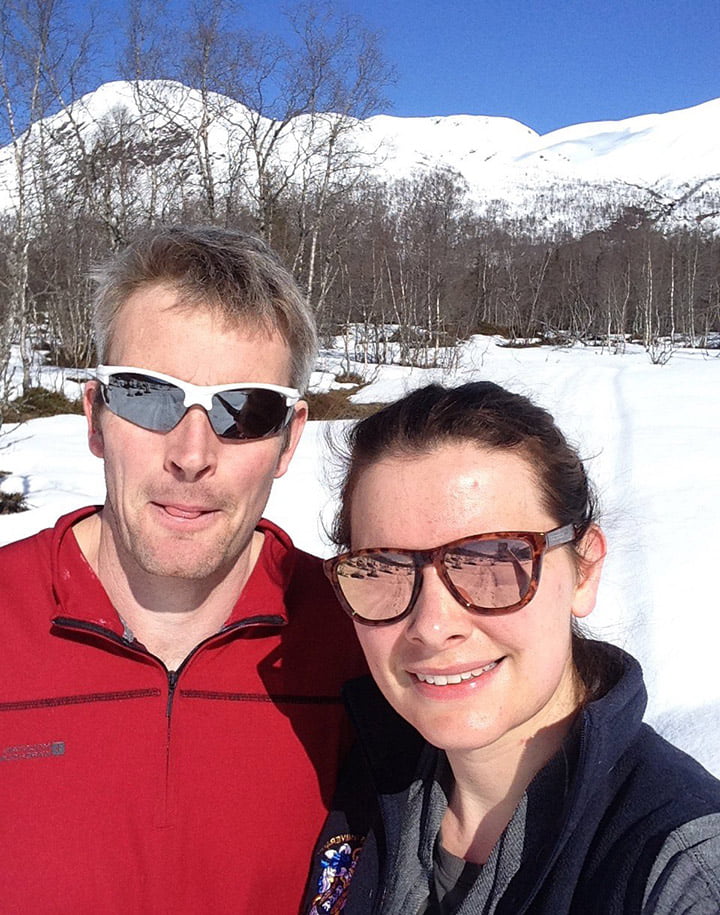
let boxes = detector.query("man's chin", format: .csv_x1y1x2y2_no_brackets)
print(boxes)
126,535,230,581
142,561,220,580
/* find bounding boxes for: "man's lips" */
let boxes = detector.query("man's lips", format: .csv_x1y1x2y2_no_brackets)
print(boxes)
411,659,502,686
154,503,218,520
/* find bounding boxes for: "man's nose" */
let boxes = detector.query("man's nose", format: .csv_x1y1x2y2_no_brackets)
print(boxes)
163,406,218,481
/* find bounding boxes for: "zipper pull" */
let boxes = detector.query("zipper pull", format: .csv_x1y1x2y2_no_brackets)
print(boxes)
166,670,179,716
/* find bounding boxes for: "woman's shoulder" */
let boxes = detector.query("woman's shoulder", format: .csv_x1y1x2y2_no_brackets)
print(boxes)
581,641,720,805
620,720,720,831
641,813,720,914
568,644,720,912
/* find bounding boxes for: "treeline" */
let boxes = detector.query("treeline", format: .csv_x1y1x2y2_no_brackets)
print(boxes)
3,169,719,374
1,0,719,412
307,179,720,368
0,0,391,400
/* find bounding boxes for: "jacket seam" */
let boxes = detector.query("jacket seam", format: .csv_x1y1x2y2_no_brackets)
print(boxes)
0,689,162,710
180,689,344,704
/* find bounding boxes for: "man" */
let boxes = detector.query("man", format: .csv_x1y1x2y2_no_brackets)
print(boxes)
0,226,367,913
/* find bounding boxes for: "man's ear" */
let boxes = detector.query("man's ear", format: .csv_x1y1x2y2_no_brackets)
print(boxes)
83,381,105,459
274,401,308,479
571,524,607,621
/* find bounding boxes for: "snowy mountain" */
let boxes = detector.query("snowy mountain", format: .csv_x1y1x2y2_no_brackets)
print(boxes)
364,98,720,188
1,80,719,237
359,98,720,233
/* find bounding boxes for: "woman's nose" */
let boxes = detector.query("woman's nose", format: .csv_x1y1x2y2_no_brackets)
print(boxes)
404,566,474,649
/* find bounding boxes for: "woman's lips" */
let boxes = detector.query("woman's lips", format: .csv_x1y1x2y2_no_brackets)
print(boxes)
411,659,502,686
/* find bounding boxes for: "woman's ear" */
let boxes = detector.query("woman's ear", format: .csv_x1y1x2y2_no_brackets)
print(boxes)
571,524,607,620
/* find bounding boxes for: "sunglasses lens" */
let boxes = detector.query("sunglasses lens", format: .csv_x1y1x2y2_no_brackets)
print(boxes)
102,373,184,432
333,537,538,622
208,389,291,440
334,551,416,622
102,374,292,440
444,537,534,610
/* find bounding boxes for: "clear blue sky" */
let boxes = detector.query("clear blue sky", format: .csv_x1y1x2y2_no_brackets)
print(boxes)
326,0,720,133
77,0,720,136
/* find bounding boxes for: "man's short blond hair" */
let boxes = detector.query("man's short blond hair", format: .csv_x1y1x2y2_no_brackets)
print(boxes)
91,225,317,392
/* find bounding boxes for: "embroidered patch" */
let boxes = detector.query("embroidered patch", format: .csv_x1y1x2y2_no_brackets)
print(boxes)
309,834,364,914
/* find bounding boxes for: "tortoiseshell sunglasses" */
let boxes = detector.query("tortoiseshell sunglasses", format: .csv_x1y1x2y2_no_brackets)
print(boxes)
323,524,576,626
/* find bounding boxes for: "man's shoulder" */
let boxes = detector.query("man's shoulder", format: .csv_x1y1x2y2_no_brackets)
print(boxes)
0,507,96,592
284,542,340,613
0,523,54,574
256,517,329,589
256,519,367,674
288,539,326,578
0,523,58,639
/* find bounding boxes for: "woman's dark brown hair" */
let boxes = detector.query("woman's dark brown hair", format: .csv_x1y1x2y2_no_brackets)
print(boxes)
331,381,596,549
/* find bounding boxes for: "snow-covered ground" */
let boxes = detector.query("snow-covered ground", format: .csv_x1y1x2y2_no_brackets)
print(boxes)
2,336,719,775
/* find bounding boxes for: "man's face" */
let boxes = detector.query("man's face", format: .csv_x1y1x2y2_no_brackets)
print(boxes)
83,282,307,585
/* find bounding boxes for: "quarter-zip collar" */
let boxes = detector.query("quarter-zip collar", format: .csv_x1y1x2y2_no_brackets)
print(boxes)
49,506,294,634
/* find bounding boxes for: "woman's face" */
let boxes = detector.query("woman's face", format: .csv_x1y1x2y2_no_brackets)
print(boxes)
348,442,604,758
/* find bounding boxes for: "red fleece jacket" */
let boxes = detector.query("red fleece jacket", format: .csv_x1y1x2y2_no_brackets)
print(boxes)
0,507,367,914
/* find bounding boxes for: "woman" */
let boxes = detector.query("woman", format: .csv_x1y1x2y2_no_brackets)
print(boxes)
304,382,720,915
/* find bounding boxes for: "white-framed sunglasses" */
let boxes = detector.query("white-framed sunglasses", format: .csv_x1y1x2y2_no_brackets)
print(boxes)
94,365,301,441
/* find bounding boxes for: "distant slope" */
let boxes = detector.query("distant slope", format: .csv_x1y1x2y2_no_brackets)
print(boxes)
1,80,719,237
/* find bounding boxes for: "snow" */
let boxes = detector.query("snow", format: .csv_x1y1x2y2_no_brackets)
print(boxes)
2,81,720,232
354,97,720,215
518,98,720,186
1,336,720,776
361,112,539,174
342,97,720,192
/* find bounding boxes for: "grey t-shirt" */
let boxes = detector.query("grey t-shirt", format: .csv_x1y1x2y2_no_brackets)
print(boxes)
416,839,482,914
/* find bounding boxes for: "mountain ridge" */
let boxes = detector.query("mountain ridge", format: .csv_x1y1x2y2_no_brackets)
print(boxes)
1,80,719,237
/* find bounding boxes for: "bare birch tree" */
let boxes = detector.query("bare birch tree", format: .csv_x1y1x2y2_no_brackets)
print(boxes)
0,0,92,395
